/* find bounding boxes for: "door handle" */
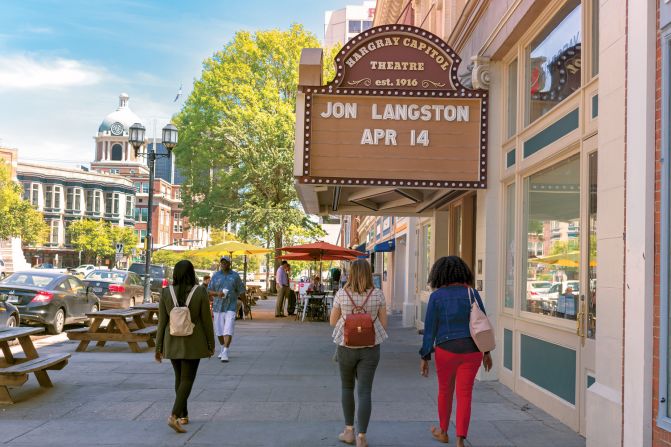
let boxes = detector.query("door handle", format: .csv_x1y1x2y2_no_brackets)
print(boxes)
576,295,586,344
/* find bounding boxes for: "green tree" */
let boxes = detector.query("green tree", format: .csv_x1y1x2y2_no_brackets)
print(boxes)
174,25,329,267
68,219,111,264
68,220,136,264
0,161,48,245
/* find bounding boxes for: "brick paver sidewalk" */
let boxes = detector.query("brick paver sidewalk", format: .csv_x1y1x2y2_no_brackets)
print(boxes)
0,298,585,446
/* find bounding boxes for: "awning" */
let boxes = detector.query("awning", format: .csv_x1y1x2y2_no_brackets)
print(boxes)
354,243,366,253
374,240,395,252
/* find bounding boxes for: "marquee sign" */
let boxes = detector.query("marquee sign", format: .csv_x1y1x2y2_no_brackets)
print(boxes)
297,25,488,189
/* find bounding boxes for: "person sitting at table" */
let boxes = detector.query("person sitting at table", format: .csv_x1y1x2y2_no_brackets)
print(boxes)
308,275,324,294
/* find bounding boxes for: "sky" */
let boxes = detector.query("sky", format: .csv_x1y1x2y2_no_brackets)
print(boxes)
0,0,354,166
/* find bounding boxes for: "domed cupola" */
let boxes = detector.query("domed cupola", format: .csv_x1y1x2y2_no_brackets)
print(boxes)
98,93,144,136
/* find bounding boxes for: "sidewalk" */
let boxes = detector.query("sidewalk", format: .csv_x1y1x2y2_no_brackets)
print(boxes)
0,298,585,446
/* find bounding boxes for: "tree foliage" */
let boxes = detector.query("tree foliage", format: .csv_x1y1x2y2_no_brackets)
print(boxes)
0,161,48,245
174,25,330,261
67,219,135,264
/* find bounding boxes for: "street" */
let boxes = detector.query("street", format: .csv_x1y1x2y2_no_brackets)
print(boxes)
0,299,585,447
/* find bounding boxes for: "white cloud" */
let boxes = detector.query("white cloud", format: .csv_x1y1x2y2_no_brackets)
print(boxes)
0,54,104,90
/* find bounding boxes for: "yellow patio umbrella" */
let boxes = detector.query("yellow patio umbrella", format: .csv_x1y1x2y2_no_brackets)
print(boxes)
191,240,271,257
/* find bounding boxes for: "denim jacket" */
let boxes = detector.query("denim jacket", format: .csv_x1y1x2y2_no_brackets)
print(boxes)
419,285,486,360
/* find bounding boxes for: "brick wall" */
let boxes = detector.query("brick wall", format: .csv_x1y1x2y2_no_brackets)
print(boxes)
653,0,669,444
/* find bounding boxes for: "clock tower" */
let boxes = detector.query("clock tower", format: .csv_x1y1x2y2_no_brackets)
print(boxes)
92,93,148,175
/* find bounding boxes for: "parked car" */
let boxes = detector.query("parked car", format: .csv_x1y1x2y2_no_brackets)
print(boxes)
0,299,19,328
0,271,100,334
33,263,68,274
127,263,173,300
526,280,553,301
83,269,144,309
72,264,96,276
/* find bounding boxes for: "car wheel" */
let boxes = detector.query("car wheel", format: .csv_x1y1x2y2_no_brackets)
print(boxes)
47,308,65,335
84,304,99,327
6,314,17,328
129,298,136,308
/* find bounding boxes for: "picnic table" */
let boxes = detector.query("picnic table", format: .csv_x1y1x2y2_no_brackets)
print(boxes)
132,302,159,324
0,327,70,404
66,309,156,353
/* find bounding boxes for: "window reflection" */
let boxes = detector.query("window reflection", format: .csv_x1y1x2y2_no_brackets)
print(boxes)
527,1,582,124
523,155,580,319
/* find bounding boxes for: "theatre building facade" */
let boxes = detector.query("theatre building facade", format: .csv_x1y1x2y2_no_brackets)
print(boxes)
296,1,663,445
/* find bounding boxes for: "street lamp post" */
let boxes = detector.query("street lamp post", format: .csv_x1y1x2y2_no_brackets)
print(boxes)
129,122,178,303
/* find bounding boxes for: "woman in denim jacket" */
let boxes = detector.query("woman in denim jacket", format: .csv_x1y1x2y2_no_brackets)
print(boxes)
419,256,492,446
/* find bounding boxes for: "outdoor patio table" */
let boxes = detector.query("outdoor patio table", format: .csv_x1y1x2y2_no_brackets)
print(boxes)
0,326,70,404
66,308,156,353
301,293,330,322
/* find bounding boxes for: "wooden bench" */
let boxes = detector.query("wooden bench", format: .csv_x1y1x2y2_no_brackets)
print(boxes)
132,326,157,336
0,327,70,404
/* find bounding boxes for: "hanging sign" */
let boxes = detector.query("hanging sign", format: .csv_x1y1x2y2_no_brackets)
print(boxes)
297,25,488,189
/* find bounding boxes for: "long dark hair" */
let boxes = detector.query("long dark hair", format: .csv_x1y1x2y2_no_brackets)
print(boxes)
428,256,474,289
172,260,197,305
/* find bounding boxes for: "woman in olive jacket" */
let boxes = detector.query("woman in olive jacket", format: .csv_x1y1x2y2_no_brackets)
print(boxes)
155,260,215,434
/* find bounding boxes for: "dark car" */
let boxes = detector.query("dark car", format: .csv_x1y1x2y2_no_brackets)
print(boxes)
0,271,100,334
83,269,145,309
0,299,19,328
128,263,172,300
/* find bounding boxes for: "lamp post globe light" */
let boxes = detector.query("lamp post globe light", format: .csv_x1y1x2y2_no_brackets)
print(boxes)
128,122,179,303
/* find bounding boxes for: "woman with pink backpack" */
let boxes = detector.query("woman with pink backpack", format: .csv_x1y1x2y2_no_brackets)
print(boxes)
155,260,215,434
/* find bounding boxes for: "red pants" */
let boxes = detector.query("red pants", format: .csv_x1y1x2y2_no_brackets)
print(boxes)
434,348,483,437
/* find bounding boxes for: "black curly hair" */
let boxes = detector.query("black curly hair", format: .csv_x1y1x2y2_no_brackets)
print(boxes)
427,256,474,289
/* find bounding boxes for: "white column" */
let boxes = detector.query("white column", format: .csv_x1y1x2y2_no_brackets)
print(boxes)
586,0,627,444
475,62,501,382
622,1,656,445
403,217,418,327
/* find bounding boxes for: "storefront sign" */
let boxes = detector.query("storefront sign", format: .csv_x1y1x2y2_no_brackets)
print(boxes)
298,25,488,188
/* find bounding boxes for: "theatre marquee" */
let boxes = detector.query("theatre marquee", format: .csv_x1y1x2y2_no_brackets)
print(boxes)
296,25,488,190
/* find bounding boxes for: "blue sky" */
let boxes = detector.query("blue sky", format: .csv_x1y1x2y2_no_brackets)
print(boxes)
0,0,353,165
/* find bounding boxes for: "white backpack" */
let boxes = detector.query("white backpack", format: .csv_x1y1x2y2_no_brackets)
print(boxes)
168,285,198,336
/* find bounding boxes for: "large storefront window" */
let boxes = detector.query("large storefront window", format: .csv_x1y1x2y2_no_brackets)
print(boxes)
523,155,580,318
526,0,582,125
587,153,597,338
505,183,515,308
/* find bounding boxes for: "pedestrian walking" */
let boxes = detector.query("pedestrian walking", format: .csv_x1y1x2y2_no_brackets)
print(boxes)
330,259,388,447
275,260,290,317
155,260,215,434
419,256,493,446
208,256,245,362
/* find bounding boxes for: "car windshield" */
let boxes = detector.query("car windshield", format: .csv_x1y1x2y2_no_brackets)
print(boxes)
531,282,552,289
85,270,127,283
3,273,54,288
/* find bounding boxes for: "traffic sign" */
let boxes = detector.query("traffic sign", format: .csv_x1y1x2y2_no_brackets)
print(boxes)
115,253,123,261
115,243,124,254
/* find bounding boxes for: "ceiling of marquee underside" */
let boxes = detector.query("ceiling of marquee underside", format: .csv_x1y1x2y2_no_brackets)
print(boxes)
296,182,469,216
